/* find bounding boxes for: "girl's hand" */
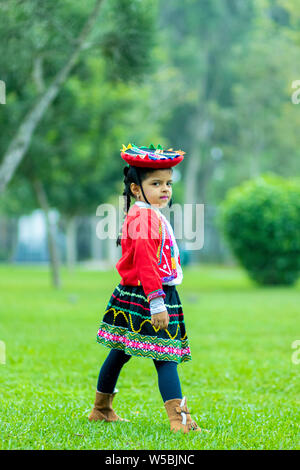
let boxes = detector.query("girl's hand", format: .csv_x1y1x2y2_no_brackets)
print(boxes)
151,310,169,330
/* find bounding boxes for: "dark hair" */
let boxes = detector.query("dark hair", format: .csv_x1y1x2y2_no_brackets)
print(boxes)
116,166,173,247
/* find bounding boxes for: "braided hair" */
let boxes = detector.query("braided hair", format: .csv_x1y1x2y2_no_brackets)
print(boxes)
116,165,173,247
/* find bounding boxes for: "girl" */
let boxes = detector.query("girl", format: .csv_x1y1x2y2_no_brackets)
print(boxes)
89,143,204,433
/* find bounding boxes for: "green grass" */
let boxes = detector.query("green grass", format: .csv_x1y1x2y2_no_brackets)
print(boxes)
0,264,299,450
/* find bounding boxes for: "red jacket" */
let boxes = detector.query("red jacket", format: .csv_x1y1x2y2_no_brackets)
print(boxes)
116,204,180,302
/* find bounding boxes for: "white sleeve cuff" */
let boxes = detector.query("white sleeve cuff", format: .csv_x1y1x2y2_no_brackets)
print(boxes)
150,296,166,315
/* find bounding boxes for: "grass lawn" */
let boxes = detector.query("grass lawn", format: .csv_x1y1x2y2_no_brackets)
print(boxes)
0,263,299,450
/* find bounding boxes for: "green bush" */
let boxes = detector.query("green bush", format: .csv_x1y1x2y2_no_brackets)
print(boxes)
218,174,300,286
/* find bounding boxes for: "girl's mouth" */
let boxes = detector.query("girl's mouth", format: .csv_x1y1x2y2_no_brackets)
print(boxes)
160,196,169,199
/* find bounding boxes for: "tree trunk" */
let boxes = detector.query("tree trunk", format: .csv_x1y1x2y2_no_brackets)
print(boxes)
0,216,6,260
183,112,213,203
0,0,105,195
0,215,18,262
66,216,77,270
8,216,19,263
33,179,61,289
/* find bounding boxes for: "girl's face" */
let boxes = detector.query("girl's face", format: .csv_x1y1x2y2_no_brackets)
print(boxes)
131,169,173,208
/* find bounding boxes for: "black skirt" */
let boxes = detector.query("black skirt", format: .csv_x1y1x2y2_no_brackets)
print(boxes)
96,283,192,363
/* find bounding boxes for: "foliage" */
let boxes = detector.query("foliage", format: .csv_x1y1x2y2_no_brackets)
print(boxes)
0,0,160,217
219,174,300,286
1,0,300,229
156,0,257,202
99,0,157,83
17,56,163,216
155,0,300,204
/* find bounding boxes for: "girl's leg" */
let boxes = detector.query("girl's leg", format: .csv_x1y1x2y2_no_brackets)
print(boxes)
97,349,132,393
153,359,183,402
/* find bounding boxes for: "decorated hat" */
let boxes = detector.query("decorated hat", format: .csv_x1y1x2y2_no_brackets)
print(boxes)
120,143,186,168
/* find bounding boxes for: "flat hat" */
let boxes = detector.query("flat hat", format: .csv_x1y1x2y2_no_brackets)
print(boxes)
120,143,186,168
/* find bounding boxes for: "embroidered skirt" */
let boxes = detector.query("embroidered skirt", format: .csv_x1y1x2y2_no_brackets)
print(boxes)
96,283,192,364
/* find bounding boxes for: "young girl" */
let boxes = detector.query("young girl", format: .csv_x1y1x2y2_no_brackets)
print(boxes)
89,143,204,433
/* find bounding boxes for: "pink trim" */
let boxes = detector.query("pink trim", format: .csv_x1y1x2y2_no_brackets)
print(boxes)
147,289,166,303
97,329,190,357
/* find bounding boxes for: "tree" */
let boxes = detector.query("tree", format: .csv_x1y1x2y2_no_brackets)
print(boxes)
0,0,106,194
0,0,159,286
0,0,157,194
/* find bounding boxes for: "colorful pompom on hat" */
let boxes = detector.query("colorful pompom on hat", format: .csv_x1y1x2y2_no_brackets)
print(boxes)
120,143,186,168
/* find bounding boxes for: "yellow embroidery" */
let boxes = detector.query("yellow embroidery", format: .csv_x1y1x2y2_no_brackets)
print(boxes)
104,307,183,340
166,324,180,340
156,221,163,260
112,308,128,324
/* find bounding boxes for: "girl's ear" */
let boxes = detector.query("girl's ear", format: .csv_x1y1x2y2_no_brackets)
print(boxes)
130,182,139,198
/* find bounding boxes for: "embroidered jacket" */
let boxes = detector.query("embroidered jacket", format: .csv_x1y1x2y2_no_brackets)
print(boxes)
116,202,182,302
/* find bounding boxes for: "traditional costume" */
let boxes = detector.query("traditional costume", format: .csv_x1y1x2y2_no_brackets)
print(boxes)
89,144,206,434
96,144,191,364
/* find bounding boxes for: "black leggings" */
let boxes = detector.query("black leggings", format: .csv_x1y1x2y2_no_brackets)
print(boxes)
97,349,182,402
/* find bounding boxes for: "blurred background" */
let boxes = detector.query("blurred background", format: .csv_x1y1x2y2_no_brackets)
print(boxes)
0,0,299,287
1,0,300,450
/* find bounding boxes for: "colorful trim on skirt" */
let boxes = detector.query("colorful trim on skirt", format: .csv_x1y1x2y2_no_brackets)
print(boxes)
96,284,192,364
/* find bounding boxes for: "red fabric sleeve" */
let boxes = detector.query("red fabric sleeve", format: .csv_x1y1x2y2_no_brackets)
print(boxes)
130,208,166,303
